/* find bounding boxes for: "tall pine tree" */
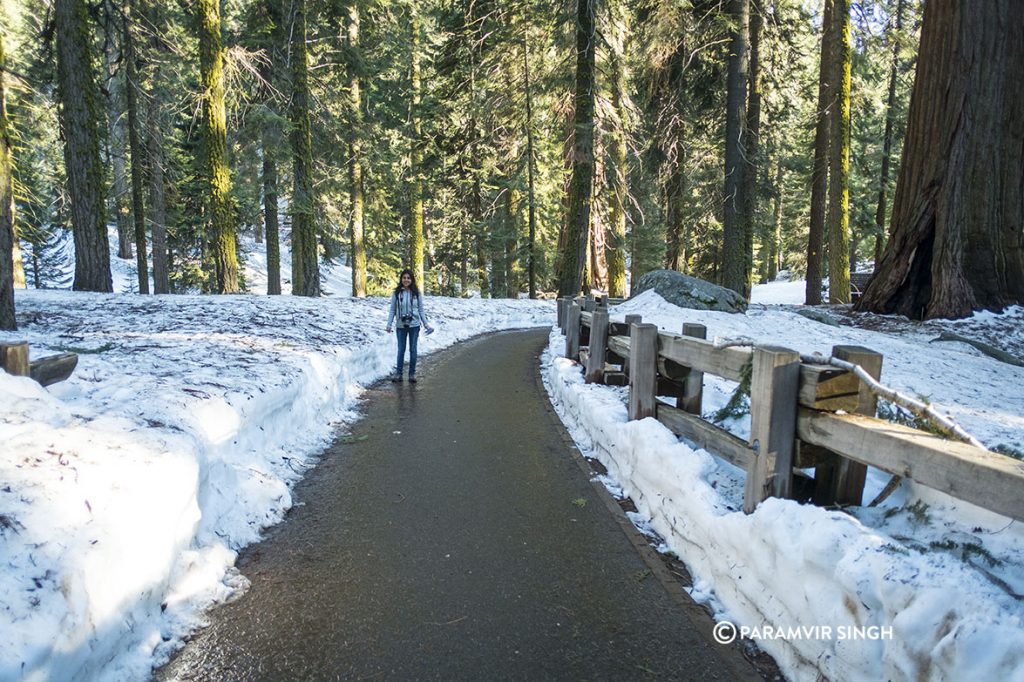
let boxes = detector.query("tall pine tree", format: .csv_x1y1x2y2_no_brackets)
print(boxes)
56,0,111,292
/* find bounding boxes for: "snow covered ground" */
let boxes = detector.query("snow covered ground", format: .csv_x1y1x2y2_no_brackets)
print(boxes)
0,279,553,679
5,246,1023,682
543,282,1024,682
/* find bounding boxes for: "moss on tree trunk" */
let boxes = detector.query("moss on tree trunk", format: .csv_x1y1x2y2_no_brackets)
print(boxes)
197,0,238,293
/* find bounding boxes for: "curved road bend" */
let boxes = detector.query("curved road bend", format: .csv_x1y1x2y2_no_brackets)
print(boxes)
158,328,761,681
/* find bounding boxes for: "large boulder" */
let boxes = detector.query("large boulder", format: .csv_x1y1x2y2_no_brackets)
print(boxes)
631,270,747,313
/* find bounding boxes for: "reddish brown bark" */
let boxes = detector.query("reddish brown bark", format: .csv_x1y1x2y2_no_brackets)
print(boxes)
856,0,1024,319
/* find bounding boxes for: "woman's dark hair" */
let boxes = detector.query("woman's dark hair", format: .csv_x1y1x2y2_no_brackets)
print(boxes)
394,268,420,297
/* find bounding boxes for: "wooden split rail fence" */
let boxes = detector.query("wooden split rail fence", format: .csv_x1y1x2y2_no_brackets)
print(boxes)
0,342,78,387
555,296,1024,521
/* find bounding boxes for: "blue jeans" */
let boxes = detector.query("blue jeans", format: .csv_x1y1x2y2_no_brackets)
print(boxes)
395,326,420,377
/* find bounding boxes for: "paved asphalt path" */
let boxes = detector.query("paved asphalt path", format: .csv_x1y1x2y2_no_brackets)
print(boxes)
158,328,761,681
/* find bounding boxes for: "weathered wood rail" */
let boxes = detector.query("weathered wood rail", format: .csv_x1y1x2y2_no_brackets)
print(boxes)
555,296,1024,522
0,342,78,387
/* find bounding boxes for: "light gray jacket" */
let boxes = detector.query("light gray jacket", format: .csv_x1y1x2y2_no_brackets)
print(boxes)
386,289,430,329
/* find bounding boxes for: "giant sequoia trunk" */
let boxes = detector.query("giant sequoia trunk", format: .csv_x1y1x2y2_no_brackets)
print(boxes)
557,0,597,297
289,0,320,297
720,0,749,296
197,0,238,293
56,0,111,292
856,0,1024,319
0,30,16,330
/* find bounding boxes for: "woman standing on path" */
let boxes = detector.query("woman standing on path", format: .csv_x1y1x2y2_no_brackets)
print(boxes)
385,269,434,383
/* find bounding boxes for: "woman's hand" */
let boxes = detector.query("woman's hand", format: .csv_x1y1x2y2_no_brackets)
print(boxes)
386,327,392,333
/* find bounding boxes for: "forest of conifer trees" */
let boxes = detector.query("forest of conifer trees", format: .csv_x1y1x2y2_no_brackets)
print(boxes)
0,0,1020,324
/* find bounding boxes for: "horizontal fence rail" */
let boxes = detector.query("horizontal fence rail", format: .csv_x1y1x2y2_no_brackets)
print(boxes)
557,297,1024,522
1,342,79,387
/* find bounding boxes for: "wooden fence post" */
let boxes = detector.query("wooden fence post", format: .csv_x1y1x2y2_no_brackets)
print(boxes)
583,296,597,312
585,310,609,384
620,315,642,377
744,346,801,513
814,345,883,506
565,303,582,361
681,323,706,415
0,342,30,377
628,323,658,420
557,298,567,331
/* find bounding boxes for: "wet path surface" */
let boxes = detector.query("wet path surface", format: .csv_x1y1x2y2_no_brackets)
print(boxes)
158,329,759,681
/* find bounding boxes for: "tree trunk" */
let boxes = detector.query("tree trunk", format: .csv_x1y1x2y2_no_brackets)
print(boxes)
258,0,281,296
56,0,112,292
263,136,281,295
124,0,149,294
522,34,538,299
491,191,507,298
465,31,488,299
721,0,749,296
197,0,238,293
826,0,852,303
473,177,488,297
409,10,425,290
347,3,367,297
806,0,835,305
873,0,904,267
768,160,784,282
0,28,15,330
558,0,597,297
145,3,170,295
103,18,132,261
606,7,628,298
505,182,518,298
590,132,608,292
459,227,468,294
665,161,688,272
740,0,763,298
857,0,1024,319
289,0,320,296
